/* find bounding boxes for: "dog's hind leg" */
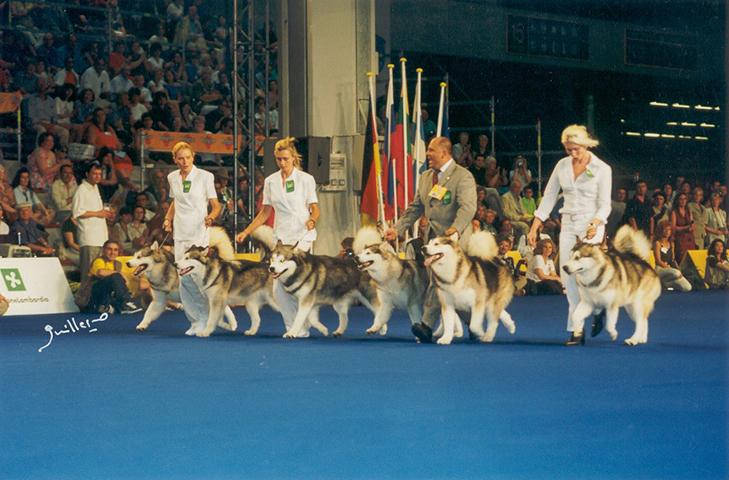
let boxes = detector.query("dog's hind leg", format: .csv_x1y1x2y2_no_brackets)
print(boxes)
244,299,264,336
468,305,486,339
604,306,619,340
221,306,237,331
332,300,352,337
499,309,516,335
307,305,328,336
624,303,648,345
481,306,500,343
135,294,167,331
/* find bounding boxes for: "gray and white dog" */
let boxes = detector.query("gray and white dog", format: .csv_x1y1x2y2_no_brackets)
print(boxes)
353,227,428,335
562,225,661,345
422,231,516,345
268,242,379,338
127,227,237,334
175,244,279,338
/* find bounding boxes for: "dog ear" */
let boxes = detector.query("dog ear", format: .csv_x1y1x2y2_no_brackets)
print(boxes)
575,235,582,245
449,231,460,243
292,241,299,250
275,240,283,248
150,241,159,251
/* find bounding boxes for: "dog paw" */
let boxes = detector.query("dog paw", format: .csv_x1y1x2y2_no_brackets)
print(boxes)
506,324,516,335
184,327,197,336
283,332,296,339
379,324,387,336
135,324,148,331
196,330,212,338
624,338,638,346
365,327,378,335
244,329,257,336
436,337,453,345
607,328,618,340
480,333,495,343
333,330,343,338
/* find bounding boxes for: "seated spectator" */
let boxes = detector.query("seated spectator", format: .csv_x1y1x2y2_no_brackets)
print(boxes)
501,180,531,240
149,91,174,131
192,67,222,115
483,156,508,191
0,203,10,242
468,154,488,187
705,192,728,248
542,194,564,242
509,156,533,188
0,164,18,223
35,59,56,89
111,206,146,254
50,164,78,219
80,57,112,102
517,224,550,263
163,68,182,101
110,65,133,98
143,199,170,246
652,220,692,292
96,147,120,203
59,214,81,266
662,183,676,211
148,25,172,56
481,208,498,235
128,42,148,77
55,83,76,131
85,107,134,177
28,132,73,192
520,184,537,219
53,56,80,88
27,77,70,148
476,185,503,218
705,239,729,290
670,192,696,264
496,233,526,296
71,88,96,141
452,132,471,167
472,133,489,160
10,203,55,255
12,168,54,226
174,5,207,52
135,192,155,221
472,204,487,233
82,240,142,314
525,238,563,295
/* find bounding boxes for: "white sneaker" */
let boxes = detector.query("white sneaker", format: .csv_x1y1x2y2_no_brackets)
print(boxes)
121,301,143,314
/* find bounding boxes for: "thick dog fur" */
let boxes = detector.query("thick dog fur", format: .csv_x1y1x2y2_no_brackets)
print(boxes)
562,225,661,345
422,231,516,345
127,226,237,333
175,245,279,337
353,227,428,335
269,241,379,338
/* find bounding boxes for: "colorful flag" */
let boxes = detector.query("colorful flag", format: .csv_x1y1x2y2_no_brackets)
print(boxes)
412,69,427,178
360,74,388,225
387,59,414,212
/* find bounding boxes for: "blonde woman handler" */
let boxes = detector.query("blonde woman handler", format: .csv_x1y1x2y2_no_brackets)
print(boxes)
236,137,319,338
163,142,221,336
527,125,612,346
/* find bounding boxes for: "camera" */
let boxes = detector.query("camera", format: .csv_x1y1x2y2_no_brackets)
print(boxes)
517,162,524,168
344,248,354,258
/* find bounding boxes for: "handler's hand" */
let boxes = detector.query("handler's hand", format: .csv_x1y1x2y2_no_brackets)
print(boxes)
163,219,172,232
305,219,316,230
204,216,213,227
235,231,248,243
527,228,538,248
585,223,597,240
384,227,398,242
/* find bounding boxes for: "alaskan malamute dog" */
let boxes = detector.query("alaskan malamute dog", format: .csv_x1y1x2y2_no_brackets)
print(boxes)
127,227,237,334
175,245,279,338
269,242,379,338
562,225,661,345
353,227,428,335
422,231,516,345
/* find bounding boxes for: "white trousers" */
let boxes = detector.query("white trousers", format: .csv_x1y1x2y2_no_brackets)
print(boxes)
274,240,312,337
175,234,211,328
558,214,603,332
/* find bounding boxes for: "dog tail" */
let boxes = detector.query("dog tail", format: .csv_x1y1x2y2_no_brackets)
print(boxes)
250,225,275,260
210,226,236,261
467,230,498,261
353,227,382,254
613,224,651,262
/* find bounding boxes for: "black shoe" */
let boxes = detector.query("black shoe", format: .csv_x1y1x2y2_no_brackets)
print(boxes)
591,310,605,337
412,323,433,343
566,330,585,346
120,301,143,315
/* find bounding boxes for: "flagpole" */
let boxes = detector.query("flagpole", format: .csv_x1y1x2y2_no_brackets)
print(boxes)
414,68,423,192
436,82,446,136
401,58,410,213
387,64,397,227
367,72,386,227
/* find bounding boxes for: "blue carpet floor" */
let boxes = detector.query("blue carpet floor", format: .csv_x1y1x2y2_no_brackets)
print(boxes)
1,291,727,479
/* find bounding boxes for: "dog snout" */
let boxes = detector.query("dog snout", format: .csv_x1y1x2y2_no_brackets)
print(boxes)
562,266,570,274
268,266,276,273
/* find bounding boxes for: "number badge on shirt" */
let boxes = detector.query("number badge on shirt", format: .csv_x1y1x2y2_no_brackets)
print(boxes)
285,180,295,193
183,180,191,193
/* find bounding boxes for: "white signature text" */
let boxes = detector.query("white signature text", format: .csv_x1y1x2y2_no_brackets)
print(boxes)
38,313,109,353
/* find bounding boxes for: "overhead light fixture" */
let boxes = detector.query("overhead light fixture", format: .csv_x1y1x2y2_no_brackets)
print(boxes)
644,133,660,138
678,135,691,139
666,122,678,126
681,122,696,127
672,103,690,109
650,101,668,107
661,134,675,139
625,132,641,136
695,136,709,141
700,123,716,128
620,119,625,123
715,107,721,111
695,105,713,110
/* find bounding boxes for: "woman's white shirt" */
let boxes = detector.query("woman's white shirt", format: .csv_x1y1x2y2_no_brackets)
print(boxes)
534,152,612,225
526,254,555,283
263,168,318,244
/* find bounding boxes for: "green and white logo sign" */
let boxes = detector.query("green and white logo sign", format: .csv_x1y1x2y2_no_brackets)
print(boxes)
2,268,26,291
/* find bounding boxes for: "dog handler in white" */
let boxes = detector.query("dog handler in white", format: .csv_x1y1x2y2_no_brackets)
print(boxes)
164,142,221,335
527,125,612,346
236,137,319,337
